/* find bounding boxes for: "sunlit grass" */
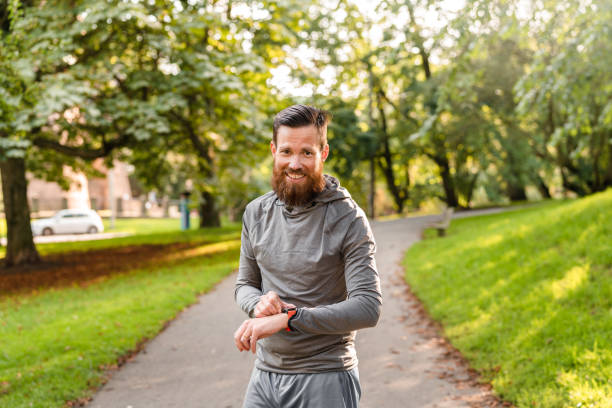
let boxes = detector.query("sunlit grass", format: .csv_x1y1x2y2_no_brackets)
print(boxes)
0,241,240,407
0,217,240,258
403,189,612,408
34,223,241,255
101,216,202,234
0,221,240,260
0,216,195,238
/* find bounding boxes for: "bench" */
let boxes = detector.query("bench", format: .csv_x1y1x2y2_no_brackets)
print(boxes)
426,206,454,237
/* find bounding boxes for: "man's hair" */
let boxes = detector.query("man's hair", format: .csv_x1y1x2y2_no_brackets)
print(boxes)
272,104,331,149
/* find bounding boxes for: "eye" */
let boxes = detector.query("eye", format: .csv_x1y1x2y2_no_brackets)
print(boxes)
304,150,313,157
281,149,290,154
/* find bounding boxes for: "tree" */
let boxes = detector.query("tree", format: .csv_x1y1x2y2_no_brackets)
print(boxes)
0,0,182,266
467,24,550,201
515,0,612,196
124,0,314,226
383,0,484,208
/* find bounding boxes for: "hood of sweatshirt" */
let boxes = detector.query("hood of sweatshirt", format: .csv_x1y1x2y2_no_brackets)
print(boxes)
276,174,351,217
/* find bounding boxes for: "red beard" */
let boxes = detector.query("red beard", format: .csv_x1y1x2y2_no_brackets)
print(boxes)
271,162,326,208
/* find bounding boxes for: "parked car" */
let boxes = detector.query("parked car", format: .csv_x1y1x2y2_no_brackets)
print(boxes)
31,209,105,236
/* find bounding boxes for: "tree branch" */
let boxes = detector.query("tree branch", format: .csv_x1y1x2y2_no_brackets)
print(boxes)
32,132,131,159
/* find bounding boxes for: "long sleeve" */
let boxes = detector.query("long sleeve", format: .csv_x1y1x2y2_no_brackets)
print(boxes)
234,218,263,317
289,212,382,334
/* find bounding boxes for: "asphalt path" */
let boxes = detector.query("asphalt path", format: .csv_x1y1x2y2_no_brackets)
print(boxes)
88,210,505,407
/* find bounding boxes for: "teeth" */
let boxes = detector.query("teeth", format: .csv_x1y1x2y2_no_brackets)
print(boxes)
287,174,304,179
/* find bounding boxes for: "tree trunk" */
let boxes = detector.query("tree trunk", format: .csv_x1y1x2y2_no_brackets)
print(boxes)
369,157,375,219
560,167,589,196
0,157,40,268
506,182,527,201
465,172,479,208
378,155,405,214
535,175,552,199
376,91,408,214
162,196,170,217
198,190,220,228
440,170,459,207
605,138,612,188
435,156,459,208
367,66,376,219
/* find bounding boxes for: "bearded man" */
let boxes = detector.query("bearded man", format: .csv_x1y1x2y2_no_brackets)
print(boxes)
234,104,382,408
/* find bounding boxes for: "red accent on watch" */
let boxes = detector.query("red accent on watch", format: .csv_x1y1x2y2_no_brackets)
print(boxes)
282,307,297,331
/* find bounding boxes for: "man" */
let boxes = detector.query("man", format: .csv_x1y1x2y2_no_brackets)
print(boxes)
234,104,382,408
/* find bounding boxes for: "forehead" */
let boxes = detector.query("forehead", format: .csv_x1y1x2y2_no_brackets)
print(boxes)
276,125,321,149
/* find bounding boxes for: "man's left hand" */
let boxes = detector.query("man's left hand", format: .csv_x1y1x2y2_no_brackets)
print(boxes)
254,290,295,317
233,313,290,354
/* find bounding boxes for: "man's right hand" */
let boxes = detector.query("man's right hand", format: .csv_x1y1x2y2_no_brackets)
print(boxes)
254,291,295,317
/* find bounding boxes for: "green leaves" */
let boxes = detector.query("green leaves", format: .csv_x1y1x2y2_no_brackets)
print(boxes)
0,138,30,159
513,0,612,195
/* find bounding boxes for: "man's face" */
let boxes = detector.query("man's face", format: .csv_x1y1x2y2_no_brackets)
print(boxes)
271,124,329,207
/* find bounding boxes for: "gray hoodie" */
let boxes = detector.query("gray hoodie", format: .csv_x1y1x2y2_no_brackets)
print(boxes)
235,175,382,373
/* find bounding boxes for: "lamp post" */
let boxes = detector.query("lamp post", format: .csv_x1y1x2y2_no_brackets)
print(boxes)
108,167,115,229
180,191,191,231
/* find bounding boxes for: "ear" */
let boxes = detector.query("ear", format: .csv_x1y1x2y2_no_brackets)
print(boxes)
270,141,276,156
321,143,329,162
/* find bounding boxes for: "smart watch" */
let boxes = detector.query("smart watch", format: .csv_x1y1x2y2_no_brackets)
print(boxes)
282,307,298,332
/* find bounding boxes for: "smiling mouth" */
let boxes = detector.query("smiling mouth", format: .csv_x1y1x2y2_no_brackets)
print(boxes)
286,173,305,181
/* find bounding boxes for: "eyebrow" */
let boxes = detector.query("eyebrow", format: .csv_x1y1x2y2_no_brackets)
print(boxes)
277,145,316,152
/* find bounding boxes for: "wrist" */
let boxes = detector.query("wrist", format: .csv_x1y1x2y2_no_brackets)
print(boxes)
278,313,290,328
281,307,298,331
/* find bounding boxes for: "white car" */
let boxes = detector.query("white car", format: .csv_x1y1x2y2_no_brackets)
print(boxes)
31,209,105,236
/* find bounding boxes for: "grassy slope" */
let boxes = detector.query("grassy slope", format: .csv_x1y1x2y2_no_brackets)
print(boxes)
0,239,240,407
403,190,612,408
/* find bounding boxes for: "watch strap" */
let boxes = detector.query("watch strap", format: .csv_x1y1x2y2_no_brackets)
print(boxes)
282,307,297,332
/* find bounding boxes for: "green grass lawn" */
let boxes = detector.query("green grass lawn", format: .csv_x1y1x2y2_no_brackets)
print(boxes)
0,216,199,237
0,218,241,258
0,235,241,406
404,190,612,407
34,223,241,256
101,216,203,234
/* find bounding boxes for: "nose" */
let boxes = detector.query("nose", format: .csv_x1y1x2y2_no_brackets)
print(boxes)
288,155,302,171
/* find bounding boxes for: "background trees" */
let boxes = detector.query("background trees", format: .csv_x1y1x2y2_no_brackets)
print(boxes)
515,0,612,196
0,0,305,266
1,0,610,267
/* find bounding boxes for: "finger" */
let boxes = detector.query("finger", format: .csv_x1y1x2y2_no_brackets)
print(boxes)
254,304,263,317
273,293,284,314
281,301,296,309
250,333,258,354
239,322,252,351
255,297,269,317
255,301,271,317
240,327,252,350
265,292,280,310
268,297,281,314
234,322,248,351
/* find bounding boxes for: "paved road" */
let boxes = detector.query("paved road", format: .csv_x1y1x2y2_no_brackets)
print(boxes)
88,212,502,408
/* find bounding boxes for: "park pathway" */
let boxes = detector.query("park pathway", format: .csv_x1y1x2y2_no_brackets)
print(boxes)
89,212,503,408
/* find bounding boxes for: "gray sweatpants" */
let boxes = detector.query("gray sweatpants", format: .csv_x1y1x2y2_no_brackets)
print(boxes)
243,367,361,408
